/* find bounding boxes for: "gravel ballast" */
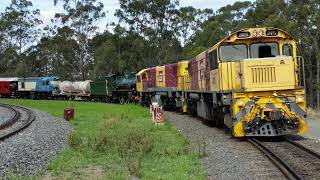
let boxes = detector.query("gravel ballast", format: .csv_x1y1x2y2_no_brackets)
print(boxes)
0,109,72,177
165,112,285,179
0,106,15,126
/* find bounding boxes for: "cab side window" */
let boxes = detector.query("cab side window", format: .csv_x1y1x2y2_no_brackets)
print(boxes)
283,44,293,56
137,76,141,82
209,50,218,70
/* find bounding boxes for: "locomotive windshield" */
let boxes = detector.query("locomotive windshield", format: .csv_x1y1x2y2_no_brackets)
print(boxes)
219,44,247,61
250,42,279,58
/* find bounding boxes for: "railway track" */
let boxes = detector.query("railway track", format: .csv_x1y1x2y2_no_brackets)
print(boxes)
248,137,320,180
0,104,35,141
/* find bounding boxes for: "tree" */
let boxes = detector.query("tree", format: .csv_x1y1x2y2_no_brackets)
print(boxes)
54,0,106,80
0,0,42,76
184,1,252,59
115,0,181,65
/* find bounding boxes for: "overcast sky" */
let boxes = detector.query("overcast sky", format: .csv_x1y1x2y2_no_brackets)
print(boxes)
0,0,255,32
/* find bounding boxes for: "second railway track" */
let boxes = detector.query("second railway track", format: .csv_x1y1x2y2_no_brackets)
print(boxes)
248,137,320,180
0,104,35,141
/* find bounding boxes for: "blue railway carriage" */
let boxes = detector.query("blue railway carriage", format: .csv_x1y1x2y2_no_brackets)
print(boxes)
17,76,61,99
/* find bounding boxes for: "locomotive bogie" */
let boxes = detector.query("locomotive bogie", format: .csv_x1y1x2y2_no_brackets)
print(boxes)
232,89,307,137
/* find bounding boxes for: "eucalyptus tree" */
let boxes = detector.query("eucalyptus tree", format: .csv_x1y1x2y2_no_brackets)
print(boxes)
54,0,106,80
0,0,42,76
184,1,252,59
115,0,182,65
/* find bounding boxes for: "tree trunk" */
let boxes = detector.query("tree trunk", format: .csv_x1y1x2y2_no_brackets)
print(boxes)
307,54,314,108
317,54,320,109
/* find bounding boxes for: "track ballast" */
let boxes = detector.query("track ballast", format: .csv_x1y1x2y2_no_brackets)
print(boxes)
248,138,320,180
0,104,35,141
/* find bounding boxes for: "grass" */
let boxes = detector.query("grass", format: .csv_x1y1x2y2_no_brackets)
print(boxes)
0,98,204,179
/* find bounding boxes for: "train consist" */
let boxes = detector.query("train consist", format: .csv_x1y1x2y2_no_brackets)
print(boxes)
136,27,308,137
0,27,308,137
0,73,137,103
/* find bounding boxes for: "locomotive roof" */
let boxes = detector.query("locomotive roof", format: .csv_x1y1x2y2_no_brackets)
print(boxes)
0,77,18,81
18,76,61,81
190,27,296,60
210,27,295,50
136,68,149,76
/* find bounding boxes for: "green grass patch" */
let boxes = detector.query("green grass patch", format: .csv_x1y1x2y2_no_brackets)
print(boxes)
0,99,204,179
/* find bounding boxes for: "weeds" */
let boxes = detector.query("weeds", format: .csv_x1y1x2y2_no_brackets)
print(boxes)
68,133,83,149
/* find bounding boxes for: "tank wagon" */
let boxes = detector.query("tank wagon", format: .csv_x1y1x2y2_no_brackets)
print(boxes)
137,27,308,137
57,80,92,100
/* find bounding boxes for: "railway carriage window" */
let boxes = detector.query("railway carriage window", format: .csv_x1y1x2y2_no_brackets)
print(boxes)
142,74,147,80
219,44,247,61
42,81,49,86
250,42,279,58
21,82,25,88
283,44,293,56
209,50,218,70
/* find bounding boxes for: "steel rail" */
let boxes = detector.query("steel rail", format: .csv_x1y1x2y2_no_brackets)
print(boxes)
0,104,21,130
247,138,302,180
0,104,35,141
285,138,320,160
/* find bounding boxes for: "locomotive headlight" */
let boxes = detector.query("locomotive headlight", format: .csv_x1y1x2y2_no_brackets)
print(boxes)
296,96,304,103
237,100,244,107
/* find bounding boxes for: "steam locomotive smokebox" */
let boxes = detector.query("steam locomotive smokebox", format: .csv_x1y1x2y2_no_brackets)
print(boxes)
64,108,74,121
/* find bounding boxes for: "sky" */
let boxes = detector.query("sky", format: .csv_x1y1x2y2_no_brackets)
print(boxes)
0,0,255,32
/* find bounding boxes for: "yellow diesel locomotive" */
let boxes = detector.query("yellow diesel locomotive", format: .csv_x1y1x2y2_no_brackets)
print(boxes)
136,27,307,137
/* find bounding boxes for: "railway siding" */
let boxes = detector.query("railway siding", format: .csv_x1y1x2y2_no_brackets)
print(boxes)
165,112,285,179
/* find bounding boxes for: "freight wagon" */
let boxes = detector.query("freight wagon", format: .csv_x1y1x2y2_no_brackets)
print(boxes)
57,80,92,100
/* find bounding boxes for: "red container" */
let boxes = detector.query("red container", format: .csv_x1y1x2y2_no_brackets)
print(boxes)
64,108,74,121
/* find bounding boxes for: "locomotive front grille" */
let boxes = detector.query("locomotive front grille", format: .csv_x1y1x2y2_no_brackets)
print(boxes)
251,67,276,84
